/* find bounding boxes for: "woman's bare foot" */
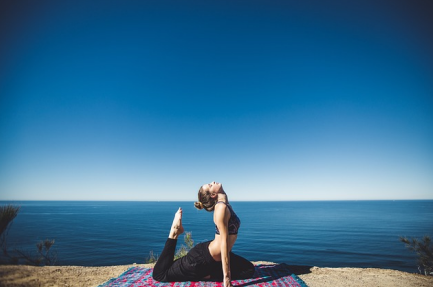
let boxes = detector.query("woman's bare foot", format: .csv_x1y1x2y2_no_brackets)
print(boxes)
169,207,184,239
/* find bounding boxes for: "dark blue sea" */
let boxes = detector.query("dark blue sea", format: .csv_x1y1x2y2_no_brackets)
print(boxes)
1,201,432,273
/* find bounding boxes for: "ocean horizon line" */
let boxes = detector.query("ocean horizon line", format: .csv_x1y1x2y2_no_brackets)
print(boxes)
1,199,432,202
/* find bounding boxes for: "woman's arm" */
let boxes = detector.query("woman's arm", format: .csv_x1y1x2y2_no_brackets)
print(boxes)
214,204,232,287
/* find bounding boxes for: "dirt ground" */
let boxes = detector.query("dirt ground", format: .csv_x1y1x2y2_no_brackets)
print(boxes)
0,263,432,287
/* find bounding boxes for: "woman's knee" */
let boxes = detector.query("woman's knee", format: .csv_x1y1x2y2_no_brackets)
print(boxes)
152,269,166,282
246,262,255,276
239,261,255,279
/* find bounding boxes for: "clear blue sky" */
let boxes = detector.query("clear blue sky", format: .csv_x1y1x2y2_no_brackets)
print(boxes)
1,0,432,201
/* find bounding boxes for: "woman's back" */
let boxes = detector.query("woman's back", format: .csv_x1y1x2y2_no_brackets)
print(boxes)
208,201,239,261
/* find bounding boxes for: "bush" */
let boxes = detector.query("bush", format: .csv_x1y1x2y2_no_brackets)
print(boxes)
400,235,433,276
0,205,20,243
146,232,195,264
174,232,194,260
14,239,57,266
145,250,158,264
0,205,56,266
0,205,20,263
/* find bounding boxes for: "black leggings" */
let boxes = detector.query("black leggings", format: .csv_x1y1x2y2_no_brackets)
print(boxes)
152,238,255,282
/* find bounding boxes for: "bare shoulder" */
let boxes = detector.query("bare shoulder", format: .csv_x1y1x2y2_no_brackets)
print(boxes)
214,202,227,215
214,203,229,222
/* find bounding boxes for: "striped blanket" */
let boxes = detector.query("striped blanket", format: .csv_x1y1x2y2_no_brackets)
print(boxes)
99,264,308,287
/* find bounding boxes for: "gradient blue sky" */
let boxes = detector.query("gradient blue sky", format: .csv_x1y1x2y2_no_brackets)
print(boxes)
1,0,432,201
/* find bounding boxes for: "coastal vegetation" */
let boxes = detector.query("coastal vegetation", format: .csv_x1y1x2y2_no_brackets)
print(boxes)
146,231,194,263
174,231,194,260
400,235,433,276
0,204,56,266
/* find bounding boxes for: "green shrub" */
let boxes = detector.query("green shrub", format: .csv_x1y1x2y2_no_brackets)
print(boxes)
146,232,195,264
14,239,57,266
145,250,158,264
174,232,194,260
0,205,20,244
400,235,433,276
0,205,56,266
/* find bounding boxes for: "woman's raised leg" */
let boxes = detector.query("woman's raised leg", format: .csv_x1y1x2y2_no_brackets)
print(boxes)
152,208,184,281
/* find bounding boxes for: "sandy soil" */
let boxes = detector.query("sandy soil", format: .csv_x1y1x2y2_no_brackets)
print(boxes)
0,263,432,287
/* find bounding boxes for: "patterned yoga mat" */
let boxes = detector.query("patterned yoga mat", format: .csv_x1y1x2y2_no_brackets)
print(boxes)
99,264,308,287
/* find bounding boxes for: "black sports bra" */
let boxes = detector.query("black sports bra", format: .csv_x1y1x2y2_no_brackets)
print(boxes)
215,201,241,235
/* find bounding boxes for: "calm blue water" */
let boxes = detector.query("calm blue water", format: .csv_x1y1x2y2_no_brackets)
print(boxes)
1,201,432,273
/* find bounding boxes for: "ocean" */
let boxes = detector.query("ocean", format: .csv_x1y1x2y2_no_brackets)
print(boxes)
1,200,432,273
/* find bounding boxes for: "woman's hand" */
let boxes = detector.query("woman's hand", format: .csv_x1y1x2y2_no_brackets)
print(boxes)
224,276,233,287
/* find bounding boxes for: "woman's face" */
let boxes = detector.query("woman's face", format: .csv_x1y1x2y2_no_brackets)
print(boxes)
202,181,222,196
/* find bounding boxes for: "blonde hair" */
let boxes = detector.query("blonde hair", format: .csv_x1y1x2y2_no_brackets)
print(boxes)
194,186,217,212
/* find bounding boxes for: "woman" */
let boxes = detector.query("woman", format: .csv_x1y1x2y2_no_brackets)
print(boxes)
152,181,255,287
